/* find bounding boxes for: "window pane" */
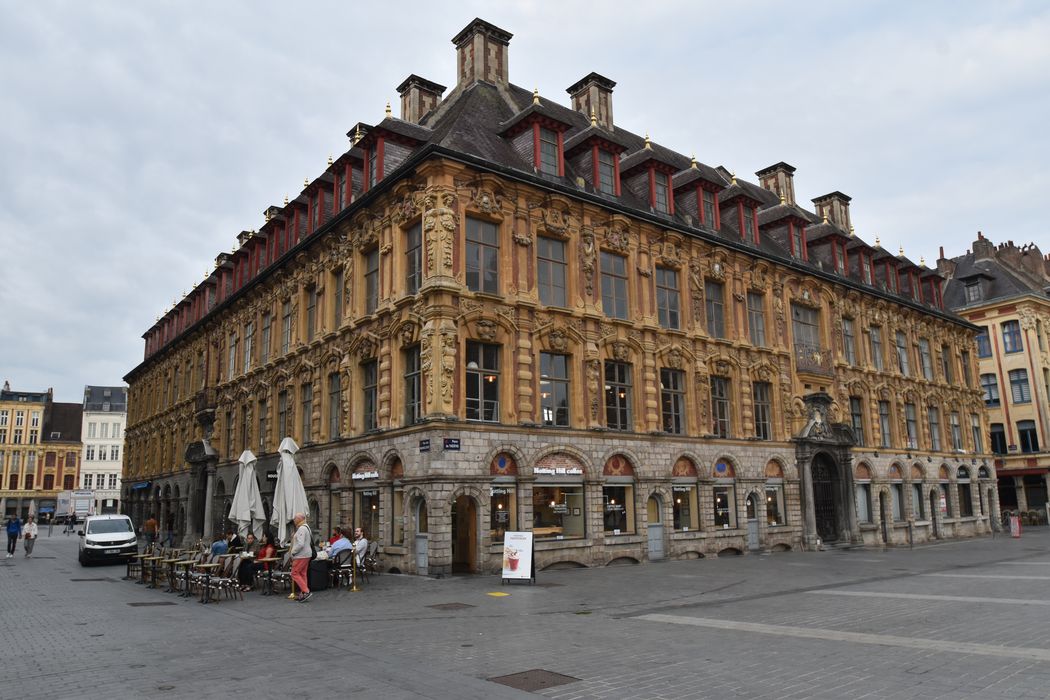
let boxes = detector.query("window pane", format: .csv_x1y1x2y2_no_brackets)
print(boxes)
747,292,766,346
540,353,570,427
533,485,585,539
604,361,632,430
603,485,634,533
537,238,567,307
705,281,725,338
466,341,500,422
466,217,500,294
655,268,680,329
600,252,628,319
660,368,685,434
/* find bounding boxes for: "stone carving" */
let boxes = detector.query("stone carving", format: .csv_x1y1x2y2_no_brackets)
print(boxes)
471,187,504,216
689,258,704,324
666,347,683,370
513,208,532,246
713,359,731,377
658,238,681,266
390,188,423,225
611,341,631,361
423,190,457,276
475,318,498,342
548,328,569,352
580,228,597,297
587,359,601,422
440,326,457,402
399,323,416,348
351,215,380,251
604,220,631,253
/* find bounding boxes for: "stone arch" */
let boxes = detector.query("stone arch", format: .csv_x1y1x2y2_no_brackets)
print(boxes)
887,463,905,481
344,450,380,474
599,450,640,477
529,445,593,476
764,460,785,479
671,455,699,478
855,462,873,480
711,455,738,479
480,443,528,475
910,463,926,482
381,448,406,473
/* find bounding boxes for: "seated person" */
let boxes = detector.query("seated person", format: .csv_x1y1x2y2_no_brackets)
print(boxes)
210,535,229,556
236,533,261,591
352,527,369,567
328,528,341,545
325,528,352,560
226,529,244,552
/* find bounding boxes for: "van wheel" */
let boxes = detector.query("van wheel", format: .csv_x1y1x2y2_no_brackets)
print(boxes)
78,552,88,566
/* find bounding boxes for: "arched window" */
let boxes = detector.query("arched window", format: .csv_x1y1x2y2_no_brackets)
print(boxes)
957,466,973,517
938,466,953,518
602,455,635,535
713,460,737,529
489,453,518,544
671,457,699,531
887,465,904,522
854,464,872,523
765,461,785,526
910,464,926,520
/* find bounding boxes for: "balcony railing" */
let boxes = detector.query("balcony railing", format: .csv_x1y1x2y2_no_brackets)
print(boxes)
793,343,835,377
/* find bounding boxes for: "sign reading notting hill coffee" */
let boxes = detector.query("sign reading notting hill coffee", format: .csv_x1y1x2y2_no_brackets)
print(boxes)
351,471,380,481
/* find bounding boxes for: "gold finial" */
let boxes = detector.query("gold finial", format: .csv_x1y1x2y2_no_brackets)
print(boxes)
779,193,786,205
899,245,904,256
353,125,362,144
875,235,881,246
849,225,855,237
182,290,187,298
822,211,829,224
920,255,926,266
283,195,289,206
385,101,392,118
303,178,310,189
644,133,652,149
327,155,333,167
533,87,540,105
590,109,597,127
265,209,272,222
690,154,698,170
730,171,737,185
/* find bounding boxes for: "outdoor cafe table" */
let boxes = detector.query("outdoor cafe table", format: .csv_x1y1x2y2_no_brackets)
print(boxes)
161,558,183,593
133,553,153,585
256,557,279,596
173,560,195,598
126,553,150,581
195,562,222,604
145,556,165,589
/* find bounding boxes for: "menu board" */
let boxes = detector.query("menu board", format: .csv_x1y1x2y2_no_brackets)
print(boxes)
501,531,534,582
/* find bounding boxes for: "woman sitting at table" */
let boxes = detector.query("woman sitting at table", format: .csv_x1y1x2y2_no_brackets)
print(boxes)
240,532,277,592
235,532,260,591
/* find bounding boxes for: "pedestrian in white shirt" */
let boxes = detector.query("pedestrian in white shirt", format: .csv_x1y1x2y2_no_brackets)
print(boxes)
23,515,38,558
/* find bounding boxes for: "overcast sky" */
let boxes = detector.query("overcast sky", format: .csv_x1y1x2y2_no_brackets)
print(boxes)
1,1,1048,402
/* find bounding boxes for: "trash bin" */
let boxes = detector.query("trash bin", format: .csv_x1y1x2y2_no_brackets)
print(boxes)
308,560,331,591
1009,515,1022,538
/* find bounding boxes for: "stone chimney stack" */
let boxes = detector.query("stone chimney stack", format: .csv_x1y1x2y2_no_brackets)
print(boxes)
756,162,797,205
452,18,512,88
811,192,852,230
566,72,616,130
972,231,995,261
397,75,446,124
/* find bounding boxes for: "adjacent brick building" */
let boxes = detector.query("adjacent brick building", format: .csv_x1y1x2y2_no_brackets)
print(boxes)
123,18,996,574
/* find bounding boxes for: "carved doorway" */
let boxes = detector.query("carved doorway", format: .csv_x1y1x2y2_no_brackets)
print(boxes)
812,454,840,543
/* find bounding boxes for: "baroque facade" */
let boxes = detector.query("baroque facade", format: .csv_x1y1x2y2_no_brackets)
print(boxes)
940,234,1050,518
124,19,996,575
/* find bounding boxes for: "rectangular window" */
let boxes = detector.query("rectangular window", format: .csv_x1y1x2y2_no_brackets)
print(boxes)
958,480,973,517
597,150,616,195
918,338,933,380
655,268,680,330
1002,320,1022,353
960,351,972,387
949,412,962,451
912,483,925,520
905,402,918,449
489,486,516,544
536,237,567,307
259,313,271,365
990,423,1007,454
965,283,981,303
86,445,95,461
1009,369,1031,403
895,331,910,376
88,422,97,439
604,360,632,431
765,484,785,526
791,304,820,349
540,353,570,428
332,268,344,327
940,345,953,384
257,398,267,453
391,483,404,545
364,249,379,314
660,368,685,435
981,373,1000,407
465,217,500,294
300,384,313,443
713,484,736,528
861,255,872,284
653,174,669,214
747,292,766,347
753,382,772,440
108,474,117,490
870,326,884,370
842,318,857,365
404,346,422,425
277,390,288,441
702,190,716,228
533,485,585,539
603,484,635,534
110,445,119,460
240,403,249,452
281,300,292,355
228,332,239,378
367,148,377,188
405,223,423,295
970,414,983,453
538,127,559,175
466,342,500,422
361,361,377,431
305,287,317,341
975,327,991,357
856,483,872,523
850,396,865,446
710,376,730,438
1018,420,1040,453
927,406,941,451
225,410,234,458
600,251,629,319
672,485,699,531
244,321,254,372
328,371,342,439
891,483,904,521
705,280,725,338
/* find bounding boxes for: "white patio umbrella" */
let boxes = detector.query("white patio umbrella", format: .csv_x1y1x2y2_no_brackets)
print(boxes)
270,438,310,544
228,450,266,539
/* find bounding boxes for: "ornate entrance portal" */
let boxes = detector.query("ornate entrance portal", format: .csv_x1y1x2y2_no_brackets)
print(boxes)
811,455,840,542
795,392,860,548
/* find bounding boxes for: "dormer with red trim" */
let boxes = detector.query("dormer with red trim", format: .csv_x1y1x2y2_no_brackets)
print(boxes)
806,192,853,276
919,263,945,309
331,147,365,211
619,137,678,216
755,162,809,258
672,158,727,230
716,174,764,244
846,235,876,285
303,173,336,236
350,117,430,193
871,239,901,294
499,93,573,179
563,74,629,196
896,250,923,302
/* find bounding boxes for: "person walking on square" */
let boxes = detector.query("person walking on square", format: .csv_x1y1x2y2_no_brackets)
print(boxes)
143,513,158,549
6,515,22,558
22,515,38,557
290,512,312,602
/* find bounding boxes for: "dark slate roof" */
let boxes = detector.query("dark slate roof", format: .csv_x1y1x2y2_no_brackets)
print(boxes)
757,201,814,227
942,252,1050,310
804,220,850,245
563,124,632,154
374,116,434,143
83,385,127,412
43,402,82,443
498,99,574,134
672,163,728,191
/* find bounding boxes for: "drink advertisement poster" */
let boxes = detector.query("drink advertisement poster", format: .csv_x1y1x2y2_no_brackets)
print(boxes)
501,531,533,581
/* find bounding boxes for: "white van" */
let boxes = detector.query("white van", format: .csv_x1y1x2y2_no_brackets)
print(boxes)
78,514,138,566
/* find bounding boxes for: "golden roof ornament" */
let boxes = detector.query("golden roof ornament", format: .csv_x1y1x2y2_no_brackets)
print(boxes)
690,154,698,170
590,109,597,127
385,101,392,118
822,211,829,224
920,255,926,266
303,178,310,189
779,193,786,205
283,195,289,206
353,124,362,144
899,245,904,256
730,171,737,185
644,133,652,149
875,235,881,246
849,225,855,237
327,155,333,166
532,87,540,105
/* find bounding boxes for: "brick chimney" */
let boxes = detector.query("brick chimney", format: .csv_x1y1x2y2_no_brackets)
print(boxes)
756,162,797,205
452,18,512,88
811,191,852,230
397,74,446,124
971,231,994,262
566,72,616,129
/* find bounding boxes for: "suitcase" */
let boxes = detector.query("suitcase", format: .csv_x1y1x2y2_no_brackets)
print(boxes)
307,560,330,591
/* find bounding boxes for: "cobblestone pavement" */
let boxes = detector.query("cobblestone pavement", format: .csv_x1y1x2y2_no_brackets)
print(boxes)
3,530,1050,699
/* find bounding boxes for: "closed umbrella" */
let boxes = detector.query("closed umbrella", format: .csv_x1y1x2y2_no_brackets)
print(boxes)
228,450,266,539
270,438,310,544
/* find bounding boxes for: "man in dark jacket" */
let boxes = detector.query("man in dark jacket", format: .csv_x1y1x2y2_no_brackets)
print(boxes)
6,515,22,558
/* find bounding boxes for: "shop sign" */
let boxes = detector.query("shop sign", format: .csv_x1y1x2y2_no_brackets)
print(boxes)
673,486,692,493
552,503,569,514
534,466,583,476
419,439,431,453
605,503,624,512
266,470,278,482
360,489,379,497
939,495,947,514
501,531,534,582
352,471,380,481
490,487,510,496
443,438,461,451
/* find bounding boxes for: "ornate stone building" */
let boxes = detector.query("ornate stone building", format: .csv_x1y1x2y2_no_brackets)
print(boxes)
123,18,996,574
940,234,1050,518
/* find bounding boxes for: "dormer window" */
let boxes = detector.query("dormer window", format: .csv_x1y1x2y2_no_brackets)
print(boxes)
701,190,717,228
653,171,671,214
965,282,981,303
367,147,379,189
861,254,873,284
596,149,618,195
736,203,758,244
789,223,807,260
538,127,560,175
832,241,847,275
884,263,898,293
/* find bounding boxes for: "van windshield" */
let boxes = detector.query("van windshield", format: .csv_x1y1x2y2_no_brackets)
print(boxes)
86,520,133,535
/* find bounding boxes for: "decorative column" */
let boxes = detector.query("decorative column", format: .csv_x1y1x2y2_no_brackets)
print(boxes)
1015,476,1029,512
202,464,216,541
800,458,818,548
